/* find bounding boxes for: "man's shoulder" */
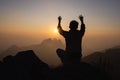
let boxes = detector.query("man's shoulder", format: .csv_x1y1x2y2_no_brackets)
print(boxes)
63,30,69,33
69,30,80,33
60,30,69,36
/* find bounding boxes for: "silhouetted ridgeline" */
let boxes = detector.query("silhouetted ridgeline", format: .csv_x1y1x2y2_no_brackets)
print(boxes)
83,46,120,80
0,38,64,67
0,50,105,80
0,46,119,80
0,39,120,80
0,50,53,80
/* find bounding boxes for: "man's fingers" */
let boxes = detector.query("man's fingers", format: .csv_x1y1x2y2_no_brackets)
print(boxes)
79,15,83,19
58,16,62,20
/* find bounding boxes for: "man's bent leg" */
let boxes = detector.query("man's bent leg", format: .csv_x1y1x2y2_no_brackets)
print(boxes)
56,48,69,65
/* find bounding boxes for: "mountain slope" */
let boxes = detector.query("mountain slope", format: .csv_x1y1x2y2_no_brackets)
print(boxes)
83,46,120,80
0,38,64,67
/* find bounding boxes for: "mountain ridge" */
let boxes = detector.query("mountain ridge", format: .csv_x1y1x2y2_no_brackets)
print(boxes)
83,46,120,80
0,38,64,67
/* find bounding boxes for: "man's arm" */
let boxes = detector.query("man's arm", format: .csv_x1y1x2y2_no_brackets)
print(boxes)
57,16,64,34
79,15,85,36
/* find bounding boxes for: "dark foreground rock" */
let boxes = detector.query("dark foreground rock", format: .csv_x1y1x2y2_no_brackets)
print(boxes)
0,50,52,80
0,50,107,80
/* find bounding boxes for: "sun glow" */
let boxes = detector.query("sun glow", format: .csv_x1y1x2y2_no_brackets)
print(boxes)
53,29,58,33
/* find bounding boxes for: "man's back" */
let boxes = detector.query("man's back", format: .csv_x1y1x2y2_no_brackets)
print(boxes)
62,30,84,53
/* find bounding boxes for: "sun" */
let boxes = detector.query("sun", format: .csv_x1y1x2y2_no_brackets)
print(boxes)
53,29,58,33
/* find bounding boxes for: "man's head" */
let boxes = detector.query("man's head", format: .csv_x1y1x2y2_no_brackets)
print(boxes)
69,20,79,30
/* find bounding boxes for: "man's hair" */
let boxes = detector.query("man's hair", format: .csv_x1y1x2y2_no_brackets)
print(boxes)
69,20,78,30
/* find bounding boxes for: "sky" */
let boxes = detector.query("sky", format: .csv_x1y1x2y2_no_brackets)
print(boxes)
0,0,120,55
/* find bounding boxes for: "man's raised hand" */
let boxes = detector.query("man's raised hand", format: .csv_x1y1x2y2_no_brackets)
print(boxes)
58,16,62,21
79,15,84,22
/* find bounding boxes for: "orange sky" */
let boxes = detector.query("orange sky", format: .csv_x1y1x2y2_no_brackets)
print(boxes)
0,0,120,55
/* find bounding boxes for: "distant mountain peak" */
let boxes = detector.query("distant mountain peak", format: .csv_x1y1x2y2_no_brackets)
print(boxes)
7,45,19,50
40,38,64,48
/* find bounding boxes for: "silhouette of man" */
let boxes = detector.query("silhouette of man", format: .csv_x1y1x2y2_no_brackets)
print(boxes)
56,15,85,64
